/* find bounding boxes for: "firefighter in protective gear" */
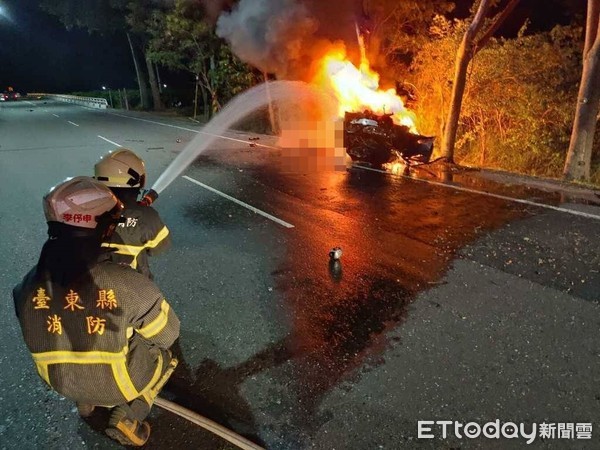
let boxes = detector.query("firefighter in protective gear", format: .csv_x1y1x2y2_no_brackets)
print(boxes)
13,177,180,447
94,148,171,279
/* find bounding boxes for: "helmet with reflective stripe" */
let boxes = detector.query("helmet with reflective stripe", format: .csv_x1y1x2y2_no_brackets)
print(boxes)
94,148,146,188
44,176,121,230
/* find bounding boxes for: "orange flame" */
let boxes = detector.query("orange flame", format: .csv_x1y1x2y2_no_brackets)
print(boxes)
312,43,417,133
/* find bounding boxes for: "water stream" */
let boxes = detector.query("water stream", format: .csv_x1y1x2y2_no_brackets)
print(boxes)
152,80,334,194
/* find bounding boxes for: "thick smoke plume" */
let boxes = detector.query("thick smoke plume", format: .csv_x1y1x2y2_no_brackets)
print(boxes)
216,0,362,80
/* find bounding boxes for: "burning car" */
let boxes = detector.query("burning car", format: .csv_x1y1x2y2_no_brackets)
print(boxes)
312,39,436,169
343,110,435,168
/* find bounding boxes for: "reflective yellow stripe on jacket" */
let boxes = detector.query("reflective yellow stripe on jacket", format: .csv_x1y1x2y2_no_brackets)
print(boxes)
146,226,169,249
102,226,169,269
31,346,139,402
137,300,170,338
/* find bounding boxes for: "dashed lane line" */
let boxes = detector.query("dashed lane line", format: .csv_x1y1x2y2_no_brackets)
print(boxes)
182,175,294,228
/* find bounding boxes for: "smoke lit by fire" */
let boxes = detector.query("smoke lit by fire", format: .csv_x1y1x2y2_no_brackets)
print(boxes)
215,0,419,135
312,37,418,132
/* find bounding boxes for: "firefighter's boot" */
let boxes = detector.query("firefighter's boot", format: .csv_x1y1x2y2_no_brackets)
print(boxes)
75,403,96,418
106,407,151,447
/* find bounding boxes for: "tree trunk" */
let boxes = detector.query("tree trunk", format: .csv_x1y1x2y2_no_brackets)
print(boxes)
208,55,221,114
584,0,600,55
479,108,487,166
441,0,492,162
438,84,446,141
145,53,164,111
210,90,221,114
563,4,600,181
264,72,278,134
201,83,208,120
127,32,150,110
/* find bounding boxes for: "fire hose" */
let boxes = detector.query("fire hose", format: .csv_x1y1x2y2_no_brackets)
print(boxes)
154,396,264,450
147,357,263,449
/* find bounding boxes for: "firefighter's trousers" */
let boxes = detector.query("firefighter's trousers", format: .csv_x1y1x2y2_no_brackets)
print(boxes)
110,348,178,424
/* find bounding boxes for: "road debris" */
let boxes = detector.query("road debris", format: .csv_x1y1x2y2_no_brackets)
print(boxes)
329,247,343,260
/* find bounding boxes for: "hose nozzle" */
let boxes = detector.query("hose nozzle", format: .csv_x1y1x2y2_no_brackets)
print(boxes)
139,189,158,206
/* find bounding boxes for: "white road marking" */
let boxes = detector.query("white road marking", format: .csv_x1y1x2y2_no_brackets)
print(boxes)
99,122,290,227
97,135,121,147
67,121,80,127
356,165,600,221
104,111,600,221
52,114,60,118
109,112,278,149
183,175,294,228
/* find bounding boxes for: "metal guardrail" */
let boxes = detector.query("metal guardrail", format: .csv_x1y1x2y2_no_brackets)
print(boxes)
28,93,109,109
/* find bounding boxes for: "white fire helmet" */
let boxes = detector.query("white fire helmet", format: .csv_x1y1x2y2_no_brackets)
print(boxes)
94,148,146,188
43,176,122,230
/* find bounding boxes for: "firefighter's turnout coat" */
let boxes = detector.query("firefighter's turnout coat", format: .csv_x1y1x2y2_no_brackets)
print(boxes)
13,257,180,407
102,198,171,278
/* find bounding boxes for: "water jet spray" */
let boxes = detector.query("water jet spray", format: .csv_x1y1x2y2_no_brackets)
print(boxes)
149,81,336,195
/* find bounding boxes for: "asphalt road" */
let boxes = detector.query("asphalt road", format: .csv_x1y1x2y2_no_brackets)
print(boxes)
0,98,599,450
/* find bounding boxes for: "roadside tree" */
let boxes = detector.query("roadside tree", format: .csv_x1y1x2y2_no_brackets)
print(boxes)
411,20,581,177
564,0,600,181
40,0,164,110
147,0,258,119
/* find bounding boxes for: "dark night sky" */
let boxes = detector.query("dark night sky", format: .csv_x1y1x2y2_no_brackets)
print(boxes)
0,0,585,94
0,0,134,93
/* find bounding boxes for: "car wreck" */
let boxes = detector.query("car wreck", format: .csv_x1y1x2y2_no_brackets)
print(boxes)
343,110,435,168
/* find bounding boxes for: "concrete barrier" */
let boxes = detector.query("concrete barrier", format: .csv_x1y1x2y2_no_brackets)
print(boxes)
28,93,109,109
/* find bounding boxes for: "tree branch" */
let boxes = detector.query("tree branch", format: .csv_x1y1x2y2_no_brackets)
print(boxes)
474,0,522,54
584,0,600,56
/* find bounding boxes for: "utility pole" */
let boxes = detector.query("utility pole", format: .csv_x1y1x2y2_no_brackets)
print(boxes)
102,86,114,108
122,88,129,110
193,74,199,120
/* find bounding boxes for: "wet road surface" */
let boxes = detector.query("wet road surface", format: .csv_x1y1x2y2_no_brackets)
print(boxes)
1,99,599,449
168,144,599,449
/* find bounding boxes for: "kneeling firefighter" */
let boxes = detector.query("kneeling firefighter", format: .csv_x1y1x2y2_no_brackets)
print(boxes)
94,148,171,279
13,176,180,447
